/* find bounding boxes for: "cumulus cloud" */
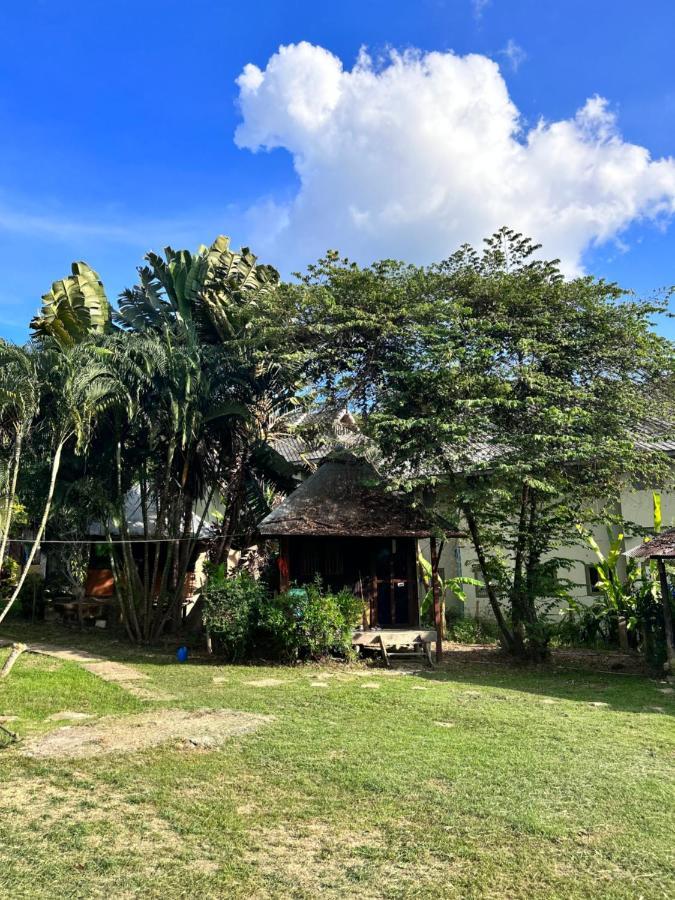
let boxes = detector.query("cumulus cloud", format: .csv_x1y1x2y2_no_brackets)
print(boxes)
235,43,675,274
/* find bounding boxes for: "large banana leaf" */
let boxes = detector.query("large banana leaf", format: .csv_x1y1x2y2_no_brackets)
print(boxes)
114,236,279,342
31,262,111,346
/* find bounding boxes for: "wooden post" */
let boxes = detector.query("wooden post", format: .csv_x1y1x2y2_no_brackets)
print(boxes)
412,539,421,627
657,558,675,672
430,537,443,662
389,539,396,625
278,537,290,593
617,616,630,653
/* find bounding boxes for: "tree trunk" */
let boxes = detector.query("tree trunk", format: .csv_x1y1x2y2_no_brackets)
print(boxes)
0,427,23,577
462,503,515,653
510,482,531,655
0,642,27,678
430,537,443,662
518,490,550,662
0,438,66,626
114,438,143,641
214,449,247,566
106,526,138,643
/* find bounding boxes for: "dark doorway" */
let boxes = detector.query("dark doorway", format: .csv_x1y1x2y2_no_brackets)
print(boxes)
286,535,419,627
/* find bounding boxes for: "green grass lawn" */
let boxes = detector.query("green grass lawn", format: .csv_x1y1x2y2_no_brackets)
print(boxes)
1,624,673,899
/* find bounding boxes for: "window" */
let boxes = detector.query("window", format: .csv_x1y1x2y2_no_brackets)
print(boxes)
472,564,489,599
585,564,602,594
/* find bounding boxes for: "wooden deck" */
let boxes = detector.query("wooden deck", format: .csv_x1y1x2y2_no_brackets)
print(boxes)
352,628,438,666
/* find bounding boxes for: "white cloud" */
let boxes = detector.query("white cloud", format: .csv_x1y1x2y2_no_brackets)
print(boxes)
472,0,491,21
235,43,675,275
501,39,526,72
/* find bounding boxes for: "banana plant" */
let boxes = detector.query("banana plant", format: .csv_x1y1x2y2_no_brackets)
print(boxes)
417,551,482,624
31,262,111,347
578,492,665,634
115,235,279,344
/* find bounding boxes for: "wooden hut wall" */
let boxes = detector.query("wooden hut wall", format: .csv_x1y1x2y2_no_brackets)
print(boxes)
286,536,419,627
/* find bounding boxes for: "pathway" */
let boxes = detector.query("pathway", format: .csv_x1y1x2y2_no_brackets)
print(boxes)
0,638,174,700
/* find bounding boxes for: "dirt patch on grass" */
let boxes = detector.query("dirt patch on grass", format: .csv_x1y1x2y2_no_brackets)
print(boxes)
245,678,286,688
247,821,384,897
21,707,273,759
81,660,149,682
3,776,182,848
47,711,94,722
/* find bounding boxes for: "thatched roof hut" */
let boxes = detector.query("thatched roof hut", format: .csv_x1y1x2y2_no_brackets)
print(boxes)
626,529,675,671
258,451,435,538
625,529,675,560
257,452,457,632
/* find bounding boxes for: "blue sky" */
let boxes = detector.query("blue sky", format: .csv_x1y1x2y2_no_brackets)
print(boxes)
0,0,674,342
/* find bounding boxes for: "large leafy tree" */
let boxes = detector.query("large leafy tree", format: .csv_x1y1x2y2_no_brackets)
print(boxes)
292,230,675,660
284,252,438,417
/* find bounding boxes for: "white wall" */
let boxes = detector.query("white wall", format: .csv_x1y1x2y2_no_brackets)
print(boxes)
449,488,675,620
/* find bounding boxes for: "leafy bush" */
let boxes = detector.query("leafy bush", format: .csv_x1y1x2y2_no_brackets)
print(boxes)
201,569,363,663
0,556,20,598
257,578,363,662
553,591,671,669
201,566,267,661
552,598,615,649
446,614,499,645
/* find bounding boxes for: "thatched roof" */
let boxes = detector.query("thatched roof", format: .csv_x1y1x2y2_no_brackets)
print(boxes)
625,529,675,560
258,451,438,538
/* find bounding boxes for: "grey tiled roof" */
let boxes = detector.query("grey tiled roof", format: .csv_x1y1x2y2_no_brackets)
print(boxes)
634,417,675,454
272,407,675,471
271,409,369,466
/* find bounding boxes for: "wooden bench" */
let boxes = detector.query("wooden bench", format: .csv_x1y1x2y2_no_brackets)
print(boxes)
352,628,437,667
53,597,115,626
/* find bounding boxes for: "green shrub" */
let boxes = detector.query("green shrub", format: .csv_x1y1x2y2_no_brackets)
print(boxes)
550,602,611,649
201,567,364,663
201,567,267,661
0,556,20,598
256,578,363,662
446,614,499,645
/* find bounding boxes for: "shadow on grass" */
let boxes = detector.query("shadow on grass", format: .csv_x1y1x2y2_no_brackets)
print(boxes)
2,621,672,717
408,645,674,716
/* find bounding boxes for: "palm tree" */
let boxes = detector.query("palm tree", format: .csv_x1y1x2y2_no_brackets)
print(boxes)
0,342,39,581
0,340,123,625
96,328,251,640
